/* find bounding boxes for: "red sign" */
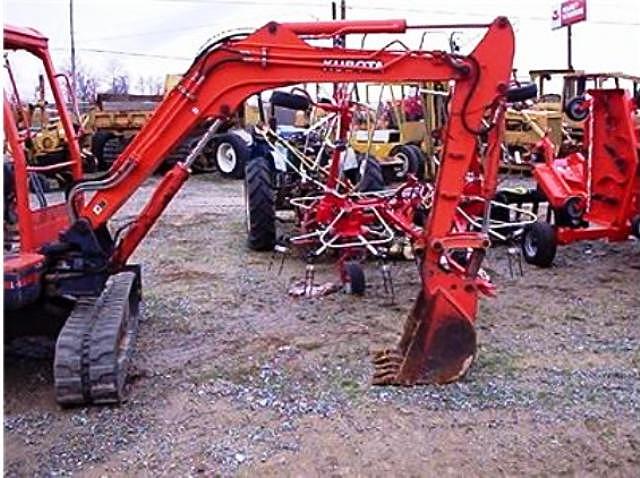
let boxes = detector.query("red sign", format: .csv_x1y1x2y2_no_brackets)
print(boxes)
552,0,587,30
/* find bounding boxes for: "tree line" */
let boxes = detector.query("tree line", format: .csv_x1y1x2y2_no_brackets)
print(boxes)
62,58,166,102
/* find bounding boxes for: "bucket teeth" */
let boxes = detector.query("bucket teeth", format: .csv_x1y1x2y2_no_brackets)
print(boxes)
372,349,405,385
372,288,477,386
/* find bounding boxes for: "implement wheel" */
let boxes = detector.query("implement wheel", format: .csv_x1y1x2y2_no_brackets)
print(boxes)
521,222,556,267
344,261,366,295
630,215,640,239
244,156,276,251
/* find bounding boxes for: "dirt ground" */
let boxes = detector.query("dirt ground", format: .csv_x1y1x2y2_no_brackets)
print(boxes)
4,174,640,476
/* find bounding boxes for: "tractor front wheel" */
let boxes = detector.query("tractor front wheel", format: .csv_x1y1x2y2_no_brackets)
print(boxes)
244,157,276,251
521,221,557,267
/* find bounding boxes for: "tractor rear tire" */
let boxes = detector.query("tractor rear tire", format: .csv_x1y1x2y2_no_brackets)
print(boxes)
490,191,518,240
213,133,249,179
555,196,584,227
244,157,276,251
187,137,217,174
490,191,511,224
270,91,311,111
521,221,556,267
357,157,385,192
100,135,129,171
91,131,116,171
505,82,538,103
344,261,366,295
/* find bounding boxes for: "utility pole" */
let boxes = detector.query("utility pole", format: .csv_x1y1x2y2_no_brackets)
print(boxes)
69,0,76,95
567,25,573,70
340,0,346,46
331,1,347,96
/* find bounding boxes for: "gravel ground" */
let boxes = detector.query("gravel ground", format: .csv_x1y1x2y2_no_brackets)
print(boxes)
4,174,640,476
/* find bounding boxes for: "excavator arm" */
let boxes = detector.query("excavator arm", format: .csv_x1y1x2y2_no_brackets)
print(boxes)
59,17,514,385
65,17,513,265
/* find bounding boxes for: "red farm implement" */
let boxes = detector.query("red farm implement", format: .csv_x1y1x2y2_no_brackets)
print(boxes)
520,85,640,267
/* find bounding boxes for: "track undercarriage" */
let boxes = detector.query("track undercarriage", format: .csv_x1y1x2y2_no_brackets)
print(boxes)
54,271,141,405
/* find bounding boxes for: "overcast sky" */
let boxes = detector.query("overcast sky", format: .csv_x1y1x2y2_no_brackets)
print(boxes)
4,0,640,99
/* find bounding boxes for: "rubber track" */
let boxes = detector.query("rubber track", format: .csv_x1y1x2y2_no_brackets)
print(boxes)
54,272,140,406
245,158,276,251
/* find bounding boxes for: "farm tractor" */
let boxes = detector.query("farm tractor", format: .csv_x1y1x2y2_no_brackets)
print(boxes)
500,69,615,172
240,87,353,238
90,87,252,178
505,70,640,168
5,17,518,405
244,84,535,294
503,105,562,171
515,80,640,266
4,57,98,180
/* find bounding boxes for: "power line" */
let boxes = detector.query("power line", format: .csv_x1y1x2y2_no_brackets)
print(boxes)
146,0,329,6
80,24,217,43
9,0,640,26
141,0,640,26
344,3,640,26
10,0,330,6
50,47,190,60
69,0,76,93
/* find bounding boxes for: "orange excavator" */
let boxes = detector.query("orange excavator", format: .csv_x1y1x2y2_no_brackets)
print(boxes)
4,17,515,405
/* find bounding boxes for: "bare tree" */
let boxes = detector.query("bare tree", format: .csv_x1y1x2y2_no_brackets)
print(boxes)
133,75,164,95
105,60,130,95
62,58,98,103
135,76,146,95
110,74,129,95
145,75,164,95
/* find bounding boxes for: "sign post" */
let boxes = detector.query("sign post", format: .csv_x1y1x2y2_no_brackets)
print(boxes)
568,25,572,69
551,0,587,69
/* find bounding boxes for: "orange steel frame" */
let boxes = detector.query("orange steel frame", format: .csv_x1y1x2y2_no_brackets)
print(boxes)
3,25,84,253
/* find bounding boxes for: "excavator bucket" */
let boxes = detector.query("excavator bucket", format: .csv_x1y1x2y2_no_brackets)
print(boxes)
373,284,477,385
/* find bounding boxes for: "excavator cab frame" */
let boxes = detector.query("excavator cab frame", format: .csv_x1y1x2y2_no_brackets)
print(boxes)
4,25,86,309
